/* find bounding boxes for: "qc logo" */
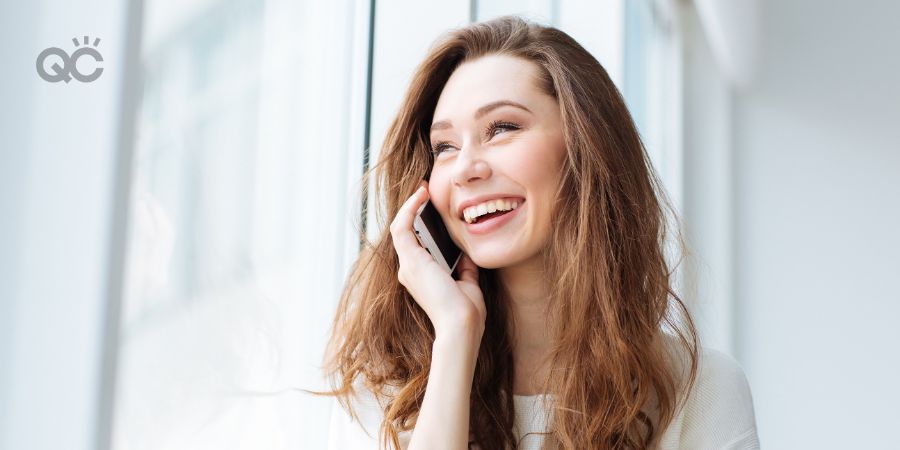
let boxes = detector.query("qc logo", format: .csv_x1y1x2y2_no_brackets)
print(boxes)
37,36,104,83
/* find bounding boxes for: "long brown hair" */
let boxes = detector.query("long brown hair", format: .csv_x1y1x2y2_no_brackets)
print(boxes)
309,15,699,450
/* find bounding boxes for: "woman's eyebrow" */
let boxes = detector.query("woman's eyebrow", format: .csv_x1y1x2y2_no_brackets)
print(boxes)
430,100,532,132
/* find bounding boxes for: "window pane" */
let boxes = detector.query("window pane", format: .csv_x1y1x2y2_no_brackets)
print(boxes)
113,0,369,449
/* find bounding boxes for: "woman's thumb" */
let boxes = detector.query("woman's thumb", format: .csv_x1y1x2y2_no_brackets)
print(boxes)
456,253,478,283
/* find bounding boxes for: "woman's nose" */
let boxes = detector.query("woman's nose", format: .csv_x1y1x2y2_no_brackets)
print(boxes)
451,145,491,185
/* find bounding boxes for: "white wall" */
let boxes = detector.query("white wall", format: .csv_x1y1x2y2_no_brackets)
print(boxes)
680,1,736,356
730,1,900,448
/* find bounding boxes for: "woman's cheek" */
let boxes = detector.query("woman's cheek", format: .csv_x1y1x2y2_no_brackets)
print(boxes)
427,175,453,218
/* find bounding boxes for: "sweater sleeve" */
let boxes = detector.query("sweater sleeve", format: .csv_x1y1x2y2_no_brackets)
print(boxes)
326,384,412,450
677,347,761,450
327,396,379,450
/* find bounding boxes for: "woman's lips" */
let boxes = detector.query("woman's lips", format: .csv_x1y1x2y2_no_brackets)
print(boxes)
463,200,524,235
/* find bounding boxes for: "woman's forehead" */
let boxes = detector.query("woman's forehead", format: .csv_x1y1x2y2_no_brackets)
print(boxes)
433,56,548,123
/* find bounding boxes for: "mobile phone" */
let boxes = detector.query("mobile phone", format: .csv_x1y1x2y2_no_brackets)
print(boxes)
413,198,462,275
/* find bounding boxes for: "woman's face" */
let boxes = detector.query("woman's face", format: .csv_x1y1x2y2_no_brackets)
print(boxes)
428,53,567,269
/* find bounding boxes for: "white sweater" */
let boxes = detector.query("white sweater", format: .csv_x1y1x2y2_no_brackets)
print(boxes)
327,346,760,449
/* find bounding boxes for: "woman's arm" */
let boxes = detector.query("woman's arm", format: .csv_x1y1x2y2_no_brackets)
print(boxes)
408,320,483,450
389,181,487,450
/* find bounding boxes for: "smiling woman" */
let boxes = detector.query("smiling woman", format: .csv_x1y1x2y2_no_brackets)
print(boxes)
308,15,759,450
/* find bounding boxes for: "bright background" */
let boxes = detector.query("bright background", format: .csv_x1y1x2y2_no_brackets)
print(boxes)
1,0,898,449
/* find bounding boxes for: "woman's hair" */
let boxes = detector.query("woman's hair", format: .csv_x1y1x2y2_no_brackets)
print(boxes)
309,15,699,450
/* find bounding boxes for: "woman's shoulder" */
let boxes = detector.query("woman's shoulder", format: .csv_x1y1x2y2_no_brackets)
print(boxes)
659,332,754,394
689,347,758,423
657,336,760,449
695,347,755,394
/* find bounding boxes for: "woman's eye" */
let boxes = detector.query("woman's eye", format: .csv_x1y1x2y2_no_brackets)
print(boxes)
431,142,453,155
486,121,520,138
431,121,520,156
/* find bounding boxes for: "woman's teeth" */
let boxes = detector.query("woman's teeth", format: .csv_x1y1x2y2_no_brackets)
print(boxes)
463,199,520,224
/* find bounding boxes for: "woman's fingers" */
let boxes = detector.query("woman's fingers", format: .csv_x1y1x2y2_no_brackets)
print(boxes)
389,180,486,333
390,181,432,283
454,252,485,328
455,252,478,284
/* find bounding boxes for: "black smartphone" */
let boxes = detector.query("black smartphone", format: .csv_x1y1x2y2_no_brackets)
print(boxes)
413,198,462,275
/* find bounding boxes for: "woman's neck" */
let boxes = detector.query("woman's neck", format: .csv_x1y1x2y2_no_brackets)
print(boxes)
499,254,556,396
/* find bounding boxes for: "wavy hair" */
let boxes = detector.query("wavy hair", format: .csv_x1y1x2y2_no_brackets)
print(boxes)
309,15,700,450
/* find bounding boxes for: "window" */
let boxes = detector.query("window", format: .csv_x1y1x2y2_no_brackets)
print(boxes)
114,1,370,448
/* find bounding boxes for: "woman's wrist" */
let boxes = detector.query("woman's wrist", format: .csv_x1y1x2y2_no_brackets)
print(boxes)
435,320,483,371
435,316,484,348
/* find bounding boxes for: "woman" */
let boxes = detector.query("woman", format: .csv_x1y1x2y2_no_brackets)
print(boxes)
316,15,759,450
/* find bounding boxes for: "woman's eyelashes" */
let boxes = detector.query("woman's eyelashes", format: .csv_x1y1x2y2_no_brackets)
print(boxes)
430,119,521,156
484,119,521,139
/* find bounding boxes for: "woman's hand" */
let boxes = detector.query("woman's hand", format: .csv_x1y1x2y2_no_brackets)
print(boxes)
390,180,486,337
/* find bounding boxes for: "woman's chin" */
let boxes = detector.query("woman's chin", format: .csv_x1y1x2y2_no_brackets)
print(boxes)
467,249,516,270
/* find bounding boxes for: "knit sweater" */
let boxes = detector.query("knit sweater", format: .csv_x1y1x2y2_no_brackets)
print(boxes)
326,345,760,449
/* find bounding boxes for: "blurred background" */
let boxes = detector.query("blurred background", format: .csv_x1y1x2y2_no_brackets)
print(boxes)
1,0,898,449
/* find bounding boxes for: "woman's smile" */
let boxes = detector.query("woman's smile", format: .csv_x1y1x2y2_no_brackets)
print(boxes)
462,198,526,236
